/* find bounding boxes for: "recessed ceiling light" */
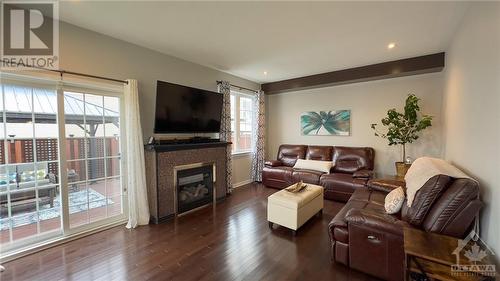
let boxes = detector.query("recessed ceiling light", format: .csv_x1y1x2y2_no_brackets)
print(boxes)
387,42,396,49
263,71,268,75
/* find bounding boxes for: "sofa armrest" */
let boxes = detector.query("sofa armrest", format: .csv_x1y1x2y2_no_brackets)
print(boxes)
265,160,283,167
367,178,406,194
352,169,374,179
345,208,408,236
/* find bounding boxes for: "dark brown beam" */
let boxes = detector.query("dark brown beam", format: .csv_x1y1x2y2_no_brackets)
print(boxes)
262,52,445,95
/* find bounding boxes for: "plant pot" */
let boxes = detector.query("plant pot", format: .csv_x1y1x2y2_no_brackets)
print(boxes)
395,162,411,178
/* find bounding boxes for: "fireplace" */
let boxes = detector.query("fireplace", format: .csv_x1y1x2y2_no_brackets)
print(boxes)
145,142,229,223
175,163,215,215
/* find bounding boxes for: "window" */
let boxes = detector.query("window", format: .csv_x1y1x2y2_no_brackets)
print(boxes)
230,90,256,154
0,74,126,256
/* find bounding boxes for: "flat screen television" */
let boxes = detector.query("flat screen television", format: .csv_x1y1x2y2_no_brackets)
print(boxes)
154,80,223,133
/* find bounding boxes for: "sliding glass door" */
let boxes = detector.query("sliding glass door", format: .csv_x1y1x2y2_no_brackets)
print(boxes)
0,76,126,255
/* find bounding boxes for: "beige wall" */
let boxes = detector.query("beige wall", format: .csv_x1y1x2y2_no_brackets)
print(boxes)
58,22,258,185
59,23,259,137
266,73,445,176
232,155,252,187
443,2,500,264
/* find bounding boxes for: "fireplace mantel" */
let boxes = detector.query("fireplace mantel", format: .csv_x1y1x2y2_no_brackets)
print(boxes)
144,143,230,223
145,141,230,152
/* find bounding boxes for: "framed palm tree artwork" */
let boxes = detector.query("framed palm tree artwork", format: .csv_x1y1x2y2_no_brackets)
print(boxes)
300,110,351,136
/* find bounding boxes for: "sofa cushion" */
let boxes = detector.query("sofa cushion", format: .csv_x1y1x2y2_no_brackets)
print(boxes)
264,160,282,167
401,175,450,226
262,166,293,188
422,178,480,237
277,145,307,167
352,170,373,179
292,169,324,185
384,187,405,214
305,145,333,161
345,209,407,236
293,159,332,174
350,187,386,205
20,171,36,182
320,173,367,198
332,146,374,174
0,172,17,185
404,157,474,207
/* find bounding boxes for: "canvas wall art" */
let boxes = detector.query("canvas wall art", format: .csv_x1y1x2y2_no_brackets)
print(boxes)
300,110,351,136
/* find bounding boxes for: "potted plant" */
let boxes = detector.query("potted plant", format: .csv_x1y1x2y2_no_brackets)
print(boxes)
371,94,433,178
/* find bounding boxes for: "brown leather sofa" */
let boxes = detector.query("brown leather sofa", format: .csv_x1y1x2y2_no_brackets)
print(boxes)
262,144,375,202
328,176,483,281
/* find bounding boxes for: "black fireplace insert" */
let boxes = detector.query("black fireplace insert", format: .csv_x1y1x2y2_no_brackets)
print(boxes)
176,165,214,214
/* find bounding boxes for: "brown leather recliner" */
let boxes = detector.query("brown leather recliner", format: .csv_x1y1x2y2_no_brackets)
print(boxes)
262,144,375,202
328,176,483,281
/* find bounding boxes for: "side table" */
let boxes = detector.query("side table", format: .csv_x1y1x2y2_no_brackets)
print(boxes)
404,227,496,281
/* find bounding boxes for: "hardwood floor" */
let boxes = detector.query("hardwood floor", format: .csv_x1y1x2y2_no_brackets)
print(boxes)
1,183,378,281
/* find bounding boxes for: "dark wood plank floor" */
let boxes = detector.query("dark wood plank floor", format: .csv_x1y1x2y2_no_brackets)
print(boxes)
1,183,378,281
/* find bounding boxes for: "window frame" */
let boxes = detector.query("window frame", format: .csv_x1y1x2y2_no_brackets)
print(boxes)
230,89,256,156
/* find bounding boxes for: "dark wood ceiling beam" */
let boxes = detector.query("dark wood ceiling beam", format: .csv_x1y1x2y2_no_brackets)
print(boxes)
261,52,445,95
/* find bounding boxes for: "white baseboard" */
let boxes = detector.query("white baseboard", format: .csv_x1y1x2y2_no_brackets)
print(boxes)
233,179,253,188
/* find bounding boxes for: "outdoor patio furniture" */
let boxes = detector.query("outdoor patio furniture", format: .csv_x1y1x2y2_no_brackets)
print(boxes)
0,186,57,217
0,166,59,217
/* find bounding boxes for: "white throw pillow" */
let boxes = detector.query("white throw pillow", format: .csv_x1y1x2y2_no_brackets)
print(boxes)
384,187,405,214
293,159,333,173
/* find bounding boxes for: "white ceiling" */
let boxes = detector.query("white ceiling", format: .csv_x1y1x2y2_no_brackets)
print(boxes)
59,1,469,83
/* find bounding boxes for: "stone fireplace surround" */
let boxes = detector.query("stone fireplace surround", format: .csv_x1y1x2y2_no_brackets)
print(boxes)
144,142,229,223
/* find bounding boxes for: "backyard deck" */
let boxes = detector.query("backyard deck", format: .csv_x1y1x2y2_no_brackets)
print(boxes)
0,178,122,244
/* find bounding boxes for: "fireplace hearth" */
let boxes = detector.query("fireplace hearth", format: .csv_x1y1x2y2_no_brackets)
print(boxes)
175,164,214,214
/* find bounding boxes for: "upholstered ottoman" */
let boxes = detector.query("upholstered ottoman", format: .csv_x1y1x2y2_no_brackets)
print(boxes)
267,184,324,234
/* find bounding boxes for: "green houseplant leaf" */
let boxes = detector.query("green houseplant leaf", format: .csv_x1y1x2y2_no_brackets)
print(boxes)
372,94,433,162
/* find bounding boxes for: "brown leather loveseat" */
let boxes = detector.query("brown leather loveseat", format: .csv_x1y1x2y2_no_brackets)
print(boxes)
262,144,375,202
328,176,483,281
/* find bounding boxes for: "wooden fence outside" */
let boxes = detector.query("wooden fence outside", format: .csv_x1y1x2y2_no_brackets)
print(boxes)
0,138,120,180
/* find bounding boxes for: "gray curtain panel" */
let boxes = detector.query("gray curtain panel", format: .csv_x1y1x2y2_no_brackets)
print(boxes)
218,81,233,193
251,90,265,182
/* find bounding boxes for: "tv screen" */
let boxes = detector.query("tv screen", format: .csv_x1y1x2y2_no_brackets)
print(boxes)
154,81,223,133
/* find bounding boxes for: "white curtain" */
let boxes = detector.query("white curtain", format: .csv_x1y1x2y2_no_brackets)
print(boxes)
251,90,265,182
218,81,233,194
124,79,150,228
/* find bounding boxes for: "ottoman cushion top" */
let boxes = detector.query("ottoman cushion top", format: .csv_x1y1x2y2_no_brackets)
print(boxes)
268,184,323,209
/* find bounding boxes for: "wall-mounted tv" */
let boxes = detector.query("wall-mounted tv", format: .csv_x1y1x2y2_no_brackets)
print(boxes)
154,80,223,133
